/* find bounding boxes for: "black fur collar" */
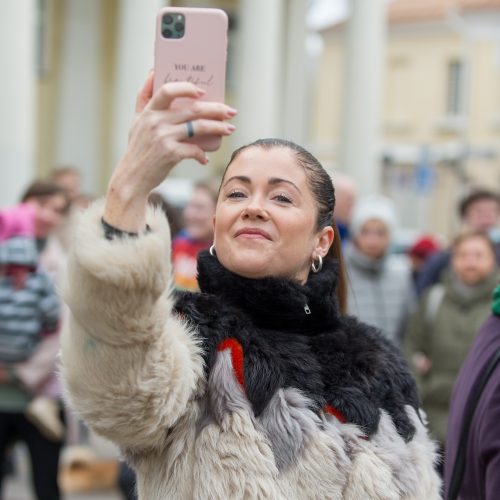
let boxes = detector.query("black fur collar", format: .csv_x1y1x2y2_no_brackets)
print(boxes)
196,250,341,333
174,250,420,443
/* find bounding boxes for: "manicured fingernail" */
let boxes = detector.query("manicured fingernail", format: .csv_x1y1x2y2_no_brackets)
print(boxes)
226,107,238,116
196,87,206,96
204,155,210,164
227,124,236,132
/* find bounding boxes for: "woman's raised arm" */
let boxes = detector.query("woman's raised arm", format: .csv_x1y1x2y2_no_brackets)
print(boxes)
104,71,236,232
60,74,236,451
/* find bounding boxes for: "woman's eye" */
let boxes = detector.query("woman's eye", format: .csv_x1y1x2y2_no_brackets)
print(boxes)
274,193,293,204
227,190,246,199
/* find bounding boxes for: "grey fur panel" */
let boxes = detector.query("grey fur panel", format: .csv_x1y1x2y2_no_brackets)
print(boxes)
258,388,320,471
208,349,254,424
208,351,321,472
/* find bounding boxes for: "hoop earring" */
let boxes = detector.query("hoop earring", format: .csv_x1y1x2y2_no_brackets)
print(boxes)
311,255,323,273
209,245,216,257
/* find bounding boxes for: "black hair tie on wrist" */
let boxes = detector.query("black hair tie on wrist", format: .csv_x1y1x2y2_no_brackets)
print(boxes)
101,217,150,240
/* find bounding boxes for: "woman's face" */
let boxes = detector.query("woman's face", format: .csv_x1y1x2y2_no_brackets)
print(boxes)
214,147,333,283
26,194,67,239
452,236,496,286
183,187,216,242
354,219,390,260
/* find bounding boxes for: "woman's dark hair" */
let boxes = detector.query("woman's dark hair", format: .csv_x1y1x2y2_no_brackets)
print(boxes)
221,138,347,313
20,180,71,213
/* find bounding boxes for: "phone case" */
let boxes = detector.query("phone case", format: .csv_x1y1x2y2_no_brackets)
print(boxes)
154,7,228,152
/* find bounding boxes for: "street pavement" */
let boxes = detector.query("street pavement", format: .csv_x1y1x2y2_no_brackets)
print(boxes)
3,445,122,500
4,476,122,500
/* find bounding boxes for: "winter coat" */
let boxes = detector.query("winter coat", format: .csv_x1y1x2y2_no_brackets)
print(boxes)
0,203,63,408
444,313,500,499
0,236,59,363
345,244,415,345
405,270,499,444
171,230,212,291
61,202,441,500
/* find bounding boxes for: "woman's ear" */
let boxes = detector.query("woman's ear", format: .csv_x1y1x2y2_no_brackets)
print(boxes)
314,226,335,258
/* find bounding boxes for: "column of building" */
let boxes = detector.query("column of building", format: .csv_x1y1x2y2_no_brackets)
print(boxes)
340,0,387,195
55,0,102,195
282,0,309,145
0,1,36,205
110,0,167,172
234,0,285,145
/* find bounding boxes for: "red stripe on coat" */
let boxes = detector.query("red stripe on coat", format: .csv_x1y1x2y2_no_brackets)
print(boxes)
324,404,347,423
217,338,245,388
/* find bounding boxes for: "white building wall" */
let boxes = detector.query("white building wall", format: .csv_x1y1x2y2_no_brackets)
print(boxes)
55,0,101,195
234,0,285,145
0,0,36,205
340,0,387,195
111,0,167,171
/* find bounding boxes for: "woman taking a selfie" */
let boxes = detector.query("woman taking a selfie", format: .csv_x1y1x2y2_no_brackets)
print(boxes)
61,74,440,499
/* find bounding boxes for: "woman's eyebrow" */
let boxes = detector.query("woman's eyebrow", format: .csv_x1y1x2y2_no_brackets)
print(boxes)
269,177,302,194
223,175,251,187
222,175,301,194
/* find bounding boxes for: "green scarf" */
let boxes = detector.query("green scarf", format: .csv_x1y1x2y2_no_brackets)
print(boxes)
492,283,500,316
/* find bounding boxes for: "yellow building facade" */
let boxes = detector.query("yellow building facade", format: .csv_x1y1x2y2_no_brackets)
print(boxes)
312,0,500,237
3,0,500,239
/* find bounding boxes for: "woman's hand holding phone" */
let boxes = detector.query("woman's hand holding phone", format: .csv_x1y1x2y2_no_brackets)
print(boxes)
103,72,237,233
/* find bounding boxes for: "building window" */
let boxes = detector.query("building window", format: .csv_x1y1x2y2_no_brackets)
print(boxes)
447,60,465,116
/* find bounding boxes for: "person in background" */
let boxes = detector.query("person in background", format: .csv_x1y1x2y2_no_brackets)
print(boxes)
148,191,183,239
407,235,441,289
345,195,415,346
50,167,81,206
331,172,357,244
49,167,82,252
171,180,217,291
0,180,69,500
416,189,500,296
444,284,500,499
406,230,499,467
1,181,69,245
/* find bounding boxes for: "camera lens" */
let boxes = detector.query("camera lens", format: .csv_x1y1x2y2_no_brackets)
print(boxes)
164,28,173,38
174,22,184,32
164,15,173,25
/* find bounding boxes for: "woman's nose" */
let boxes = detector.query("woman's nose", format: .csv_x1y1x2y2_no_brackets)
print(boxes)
242,202,268,220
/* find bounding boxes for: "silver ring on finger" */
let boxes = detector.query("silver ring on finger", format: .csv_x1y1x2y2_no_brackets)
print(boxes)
186,121,195,138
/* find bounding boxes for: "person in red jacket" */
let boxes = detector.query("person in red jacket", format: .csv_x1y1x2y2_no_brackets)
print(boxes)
171,181,217,291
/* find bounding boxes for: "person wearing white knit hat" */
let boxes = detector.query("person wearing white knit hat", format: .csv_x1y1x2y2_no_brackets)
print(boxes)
345,195,415,345
350,195,397,243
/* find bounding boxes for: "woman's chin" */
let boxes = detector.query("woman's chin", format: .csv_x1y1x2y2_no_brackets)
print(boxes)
223,256,273,279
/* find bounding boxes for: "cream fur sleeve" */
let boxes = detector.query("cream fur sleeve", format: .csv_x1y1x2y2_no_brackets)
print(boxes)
60,201,204,451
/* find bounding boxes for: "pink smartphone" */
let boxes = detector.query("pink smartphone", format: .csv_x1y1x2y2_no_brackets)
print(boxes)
154,7,228,152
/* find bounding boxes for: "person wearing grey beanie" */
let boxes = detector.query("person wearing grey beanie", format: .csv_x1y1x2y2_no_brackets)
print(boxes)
345,196,416,346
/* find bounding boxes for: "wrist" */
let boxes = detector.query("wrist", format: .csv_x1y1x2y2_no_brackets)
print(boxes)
105,181,148,233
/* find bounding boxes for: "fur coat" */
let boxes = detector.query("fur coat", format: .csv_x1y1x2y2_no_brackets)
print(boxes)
61,202,441,499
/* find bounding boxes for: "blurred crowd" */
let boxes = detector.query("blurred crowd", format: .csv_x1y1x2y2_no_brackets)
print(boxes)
337,176,500,485
1,166,500,498
0,168,220,499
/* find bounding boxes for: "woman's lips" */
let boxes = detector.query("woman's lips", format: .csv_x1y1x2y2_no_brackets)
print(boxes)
234,228,272,240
